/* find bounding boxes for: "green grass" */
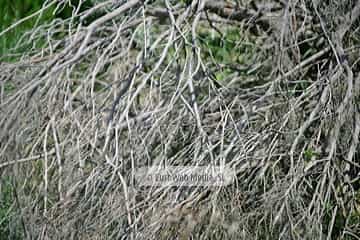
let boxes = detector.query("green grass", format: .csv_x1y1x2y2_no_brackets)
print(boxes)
0,0,95,57
0,177,22,240
0,0,55,56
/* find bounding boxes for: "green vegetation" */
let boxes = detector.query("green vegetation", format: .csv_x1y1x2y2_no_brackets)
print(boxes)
0,0,54,55
0,0,94,56
0,177,22,240
304,148,317,161
199,28,244,64
3,82,16,93
198,26,259,82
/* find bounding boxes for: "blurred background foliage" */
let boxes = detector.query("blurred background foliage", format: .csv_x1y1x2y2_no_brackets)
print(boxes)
0,0,54,55
0,0,94,56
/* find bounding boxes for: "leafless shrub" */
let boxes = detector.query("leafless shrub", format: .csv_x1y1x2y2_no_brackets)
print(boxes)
0,0,360,239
